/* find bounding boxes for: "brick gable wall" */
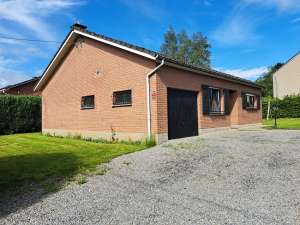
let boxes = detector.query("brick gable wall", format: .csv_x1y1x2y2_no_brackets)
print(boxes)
42,37,155,140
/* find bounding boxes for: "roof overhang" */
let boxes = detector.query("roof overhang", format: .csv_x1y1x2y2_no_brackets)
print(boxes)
35,28,261,92
161,60,262,89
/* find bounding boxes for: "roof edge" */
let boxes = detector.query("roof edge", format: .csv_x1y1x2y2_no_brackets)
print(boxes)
35,25,261,92
273,52,299,78
156,57,262,89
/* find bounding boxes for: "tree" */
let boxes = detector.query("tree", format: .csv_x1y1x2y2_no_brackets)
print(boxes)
255,63,284,97
160,26,177,60
160,27,211,68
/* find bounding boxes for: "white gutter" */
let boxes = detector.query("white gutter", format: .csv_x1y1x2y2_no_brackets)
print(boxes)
146,58,165,138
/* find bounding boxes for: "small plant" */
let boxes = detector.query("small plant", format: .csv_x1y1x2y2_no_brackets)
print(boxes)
143,135,156,148
111,126,117,142
95,167,109,175
75,175,88,184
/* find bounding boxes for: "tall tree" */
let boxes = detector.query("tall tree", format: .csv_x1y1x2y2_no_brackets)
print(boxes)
160,26,177,60
255,63,284,97
160,27,211,68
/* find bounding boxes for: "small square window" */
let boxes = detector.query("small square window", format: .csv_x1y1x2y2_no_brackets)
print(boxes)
113,90,132,106
81,95,95,109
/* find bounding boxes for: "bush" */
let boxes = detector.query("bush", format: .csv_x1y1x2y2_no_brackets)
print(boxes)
0,95,41,135
262,95,300,118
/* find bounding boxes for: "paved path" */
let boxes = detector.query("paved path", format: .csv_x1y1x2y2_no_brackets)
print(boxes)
1,128,300,224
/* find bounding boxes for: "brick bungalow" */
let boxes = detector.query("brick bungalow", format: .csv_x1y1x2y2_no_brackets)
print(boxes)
35,24,262,143
1,76,41,96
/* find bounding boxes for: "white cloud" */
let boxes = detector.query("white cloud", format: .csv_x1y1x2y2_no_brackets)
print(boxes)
212,14,259,46
119,0,167,20
0,56,31,88
0,0,83,40
242,0,300,11
0,0,83,88
219,66,268,80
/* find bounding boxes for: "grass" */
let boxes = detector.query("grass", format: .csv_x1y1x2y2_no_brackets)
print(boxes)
263,118,300,129
0,133,149,192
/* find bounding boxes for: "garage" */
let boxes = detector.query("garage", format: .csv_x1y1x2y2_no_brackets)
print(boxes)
167,88,199,140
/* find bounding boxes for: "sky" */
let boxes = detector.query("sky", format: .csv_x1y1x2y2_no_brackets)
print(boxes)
0,0,300,88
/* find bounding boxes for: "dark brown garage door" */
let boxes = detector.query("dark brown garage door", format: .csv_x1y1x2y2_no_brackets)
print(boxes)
167,88,198,140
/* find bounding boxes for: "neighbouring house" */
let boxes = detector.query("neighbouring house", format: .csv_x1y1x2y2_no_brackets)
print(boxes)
0,76,41,96
34,23,262,143
273,52,300,99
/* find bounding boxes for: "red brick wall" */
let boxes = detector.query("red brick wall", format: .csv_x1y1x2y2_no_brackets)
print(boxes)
5,81,40,96
42,37,155,134
42,36,261,140
155,66,262,134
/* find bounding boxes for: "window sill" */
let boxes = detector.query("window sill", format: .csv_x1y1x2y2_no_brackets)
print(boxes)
245,107,258,111
112,104,132,108
81,107,95,110
207,111,226,116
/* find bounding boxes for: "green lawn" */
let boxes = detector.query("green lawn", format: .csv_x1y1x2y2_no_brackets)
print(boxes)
0,133,149,191
263,118,300,129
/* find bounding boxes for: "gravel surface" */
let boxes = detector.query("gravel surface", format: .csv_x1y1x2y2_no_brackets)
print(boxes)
1,128,300,224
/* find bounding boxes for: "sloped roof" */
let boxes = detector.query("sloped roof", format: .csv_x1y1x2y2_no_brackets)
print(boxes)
1,76,40,91
35,24,261,91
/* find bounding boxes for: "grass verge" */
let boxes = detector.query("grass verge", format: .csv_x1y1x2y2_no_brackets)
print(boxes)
0,133,149,192
263,118,300,129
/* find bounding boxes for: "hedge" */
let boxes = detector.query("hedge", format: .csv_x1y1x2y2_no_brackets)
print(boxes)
0,95,41,135
262,95,300,118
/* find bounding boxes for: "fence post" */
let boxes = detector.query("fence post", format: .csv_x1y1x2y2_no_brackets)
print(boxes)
267,99,271,120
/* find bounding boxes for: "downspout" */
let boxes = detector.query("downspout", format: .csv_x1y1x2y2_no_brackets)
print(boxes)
146,58,165,138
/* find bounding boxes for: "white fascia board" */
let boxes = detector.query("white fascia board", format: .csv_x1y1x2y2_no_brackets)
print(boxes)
73,30,157,60
34,31,75,91
35,30,156,91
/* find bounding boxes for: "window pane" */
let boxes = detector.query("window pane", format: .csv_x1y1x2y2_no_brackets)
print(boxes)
210,88,221,112
113,90,132,105
81,95,95,109
246,94,255,108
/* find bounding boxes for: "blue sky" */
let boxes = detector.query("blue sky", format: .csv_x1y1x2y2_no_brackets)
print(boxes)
0,0,300,88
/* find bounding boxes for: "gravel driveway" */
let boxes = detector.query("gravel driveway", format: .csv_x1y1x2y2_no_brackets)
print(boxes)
1,128,300,224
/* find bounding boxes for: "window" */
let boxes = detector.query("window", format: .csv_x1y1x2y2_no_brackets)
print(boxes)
202,85,226,115
242,92,260,110
246,94,255,108
81,95,95,109
113,90,132,106
210,88,221,113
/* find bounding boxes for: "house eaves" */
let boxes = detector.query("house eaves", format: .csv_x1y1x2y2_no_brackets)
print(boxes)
35,25,261,91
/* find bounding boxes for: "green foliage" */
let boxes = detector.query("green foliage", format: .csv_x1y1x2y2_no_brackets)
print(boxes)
0,95,41,135
0,133,146,191
160,26,211,68
143,135,156,148
262,95,300,118
263,118,300,130
255,63,284,97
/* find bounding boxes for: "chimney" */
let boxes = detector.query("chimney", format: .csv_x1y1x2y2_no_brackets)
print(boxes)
71,22,87,30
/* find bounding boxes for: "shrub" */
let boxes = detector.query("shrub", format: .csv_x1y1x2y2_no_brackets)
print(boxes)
0,95,41,134
263,95,300,118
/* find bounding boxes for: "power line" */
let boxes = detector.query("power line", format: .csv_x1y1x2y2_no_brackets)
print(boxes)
0,34,62,44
